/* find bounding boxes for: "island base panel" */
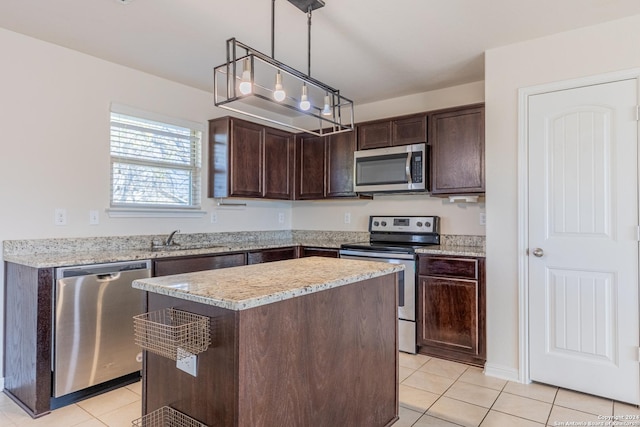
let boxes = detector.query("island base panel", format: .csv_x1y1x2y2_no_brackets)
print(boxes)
143,273,399,427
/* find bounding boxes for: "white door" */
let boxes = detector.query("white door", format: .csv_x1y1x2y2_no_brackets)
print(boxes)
528,78,639,404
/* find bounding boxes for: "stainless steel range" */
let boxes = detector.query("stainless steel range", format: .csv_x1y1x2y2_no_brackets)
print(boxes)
339,216,440,354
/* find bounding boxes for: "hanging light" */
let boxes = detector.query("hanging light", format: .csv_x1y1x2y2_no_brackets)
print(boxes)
273,71,286,102
238,58,252,95
299,84,311,111
321,93,332,116
213,0,354,137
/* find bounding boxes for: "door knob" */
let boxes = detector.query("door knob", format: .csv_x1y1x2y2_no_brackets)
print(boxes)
532,248,544,257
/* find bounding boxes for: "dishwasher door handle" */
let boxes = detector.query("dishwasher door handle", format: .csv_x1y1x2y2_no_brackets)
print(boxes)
96,273,121,281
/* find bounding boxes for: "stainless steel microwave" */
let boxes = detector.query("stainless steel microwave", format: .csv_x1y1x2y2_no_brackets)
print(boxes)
353,143,428,193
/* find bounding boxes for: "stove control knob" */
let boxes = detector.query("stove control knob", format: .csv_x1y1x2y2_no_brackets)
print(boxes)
373,221,379,227
416,222,423,227
425,222,431,228
381,221,387,226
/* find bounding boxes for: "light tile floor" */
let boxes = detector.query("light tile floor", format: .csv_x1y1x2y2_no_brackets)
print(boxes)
0,354,638,426
397,353,640,427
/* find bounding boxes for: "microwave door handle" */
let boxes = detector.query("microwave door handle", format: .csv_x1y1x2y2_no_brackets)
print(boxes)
405,154,412,183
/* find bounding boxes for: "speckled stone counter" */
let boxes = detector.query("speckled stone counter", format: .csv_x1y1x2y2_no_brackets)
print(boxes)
3,230,484,268
2,230,369,268
415,245,485,257
132,256,404,310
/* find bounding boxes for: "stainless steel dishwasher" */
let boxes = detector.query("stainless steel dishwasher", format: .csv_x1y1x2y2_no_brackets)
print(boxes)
53,260,151,398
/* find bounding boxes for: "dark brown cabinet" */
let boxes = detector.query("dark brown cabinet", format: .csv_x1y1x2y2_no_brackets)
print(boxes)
264,127,295,199
417,255,486,366
295,134,325,200
3,263,54,417
299,247,339,258
296,130,358,200
430,104,485,195
209,117,294,200
357,114,427,150
247,247,296,264
153,253,246,276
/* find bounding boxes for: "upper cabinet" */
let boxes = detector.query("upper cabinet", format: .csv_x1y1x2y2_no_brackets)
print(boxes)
295,133,325,200
209,117,294,200
429,104,485,195
357,114,427,150
295,130,358,200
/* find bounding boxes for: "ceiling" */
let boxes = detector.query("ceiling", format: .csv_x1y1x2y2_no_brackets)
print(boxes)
2,0,640,105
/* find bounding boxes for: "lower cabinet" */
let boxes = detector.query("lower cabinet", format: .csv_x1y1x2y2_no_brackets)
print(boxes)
417,255,486,366
153,253,246,276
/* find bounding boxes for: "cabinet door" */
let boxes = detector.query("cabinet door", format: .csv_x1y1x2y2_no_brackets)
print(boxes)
430,105,485,195
153,253,246,276
247,247,297,264
229,120,264,198
296,135,326,200
326,131,357,198
357,121,391,149
264,128,294,200
418,276,480,356
392,115,427,146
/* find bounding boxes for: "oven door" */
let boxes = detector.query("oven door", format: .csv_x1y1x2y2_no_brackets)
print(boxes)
339,249,417,353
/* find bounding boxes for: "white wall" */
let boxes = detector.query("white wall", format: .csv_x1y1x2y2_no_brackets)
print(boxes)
484,14,640,378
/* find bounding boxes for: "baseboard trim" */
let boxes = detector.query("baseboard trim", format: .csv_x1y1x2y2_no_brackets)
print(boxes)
484,363,521,383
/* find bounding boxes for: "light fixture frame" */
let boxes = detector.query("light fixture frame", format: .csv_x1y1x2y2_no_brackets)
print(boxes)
213,3,354,137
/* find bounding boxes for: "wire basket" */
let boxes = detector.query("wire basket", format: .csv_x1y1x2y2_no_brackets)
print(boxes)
132,406,207,427
134,308,211,361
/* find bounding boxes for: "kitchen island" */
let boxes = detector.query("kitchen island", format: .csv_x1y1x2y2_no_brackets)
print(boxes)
132,256,403,427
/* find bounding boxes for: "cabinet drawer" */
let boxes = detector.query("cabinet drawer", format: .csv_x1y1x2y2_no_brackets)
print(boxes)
247,247,296,264
419,256,478,279
154,253,246,276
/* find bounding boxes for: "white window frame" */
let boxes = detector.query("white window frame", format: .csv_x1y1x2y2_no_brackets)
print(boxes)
107,103,206,218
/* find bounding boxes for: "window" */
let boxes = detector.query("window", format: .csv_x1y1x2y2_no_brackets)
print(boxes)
109,107,202,211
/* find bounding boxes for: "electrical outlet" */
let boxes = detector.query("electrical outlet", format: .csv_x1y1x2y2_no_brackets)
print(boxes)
344,212,351,224
479,212,486,226
176,348,197,376
211,212,218,224
54,208,67,226
278,212,285,224
89,210,99,225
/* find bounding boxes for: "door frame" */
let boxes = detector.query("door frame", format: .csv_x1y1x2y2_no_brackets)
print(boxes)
516,68,640,384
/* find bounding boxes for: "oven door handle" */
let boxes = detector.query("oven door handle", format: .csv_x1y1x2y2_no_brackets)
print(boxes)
397,270,405,307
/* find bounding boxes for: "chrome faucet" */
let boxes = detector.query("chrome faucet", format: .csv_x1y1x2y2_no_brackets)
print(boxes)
165,229,180,246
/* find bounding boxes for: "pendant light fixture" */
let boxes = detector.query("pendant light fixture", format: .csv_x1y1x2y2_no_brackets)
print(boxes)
213,0,354,137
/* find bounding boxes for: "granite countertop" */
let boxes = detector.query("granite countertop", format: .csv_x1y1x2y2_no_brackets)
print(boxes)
132,256,404,311
3,231,485,268
416,245,486,258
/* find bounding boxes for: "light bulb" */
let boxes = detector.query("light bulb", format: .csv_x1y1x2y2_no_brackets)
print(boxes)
273,72,286,102
299,84,311,111
321,94,332,116
238,59,252,95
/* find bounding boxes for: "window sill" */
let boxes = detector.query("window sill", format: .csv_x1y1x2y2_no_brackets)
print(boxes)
106,208,208,218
